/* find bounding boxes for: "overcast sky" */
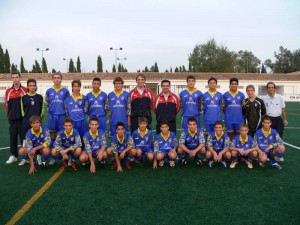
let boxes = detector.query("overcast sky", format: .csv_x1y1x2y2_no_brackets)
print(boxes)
0,0,299,73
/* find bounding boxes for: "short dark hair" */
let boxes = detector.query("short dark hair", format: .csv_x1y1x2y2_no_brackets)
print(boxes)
116,121,125,129
11,72,21,77
63,117,74,125
240,123,249,129
52,72,62,79
230,77,238,85
188,117,197,124
93,77,101,83
160,120,169,127
246,85,255,91
161,79,170,86
266,81,276,89
214,120,224,128
27,78,37,86
30,115,42,124
138,117,148,124
136,74,146,81
208,77,217,84
89,118,99,124
71,79,81,87
113,77,124,85
262,115,272,122
186,75,195,82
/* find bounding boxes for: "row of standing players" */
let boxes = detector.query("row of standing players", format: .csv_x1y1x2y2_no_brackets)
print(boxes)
4,73,288,173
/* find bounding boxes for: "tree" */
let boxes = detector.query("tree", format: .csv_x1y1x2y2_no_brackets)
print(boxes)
235,50,261,73
11,64,18,73
144,66,149,72
76,56,81,73
0,44,4,73
4,49,11,73
97,55,103,72
174,67,179,72
137,69,141,72
154,62,159,72
165,69,169,72
31,60,42,73
170,67,172,73
112,64,116,72
188,61,192,72
118,63,122,72
292,49,300,71
69,58,75,72
179,66,182,72
261,64,267,73
20,57,28,73
182,65,186,72
42,57,48,73
52,68,56,73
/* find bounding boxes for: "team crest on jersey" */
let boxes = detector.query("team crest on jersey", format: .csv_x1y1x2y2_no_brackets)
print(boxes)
121,96,124,100
100,97,103,100
145,136,148,141
71,137,74,141
60,92,64,95
79,100,82,105
195,93,198,97
215,97,218,100
96,137,100,141
246,144,249,148
269,136,273,140
168,139,172,143
237,96,240,100
41,134,44,138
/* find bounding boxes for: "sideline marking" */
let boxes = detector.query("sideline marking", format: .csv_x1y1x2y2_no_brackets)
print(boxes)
0,145,21,150
284,142,300,151
6,168,64,225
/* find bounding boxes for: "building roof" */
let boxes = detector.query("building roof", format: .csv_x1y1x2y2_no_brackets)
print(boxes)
1,72,300,81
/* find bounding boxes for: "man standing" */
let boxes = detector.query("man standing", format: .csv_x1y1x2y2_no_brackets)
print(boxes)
243,85,266,137
153,80,180,134
130,74,153,132
5,72,27,164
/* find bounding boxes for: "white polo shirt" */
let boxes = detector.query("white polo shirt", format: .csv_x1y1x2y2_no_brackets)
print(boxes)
262,93,285,117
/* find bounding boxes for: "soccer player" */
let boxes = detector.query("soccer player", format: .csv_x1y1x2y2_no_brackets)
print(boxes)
131,117,155,165
80,118,107,173
85,77,108,132
206,121,231,168
18,116,51,174
52,117,82,171
64,80,88,137
223,78,245,139
254,116,285,170
179,75,202,130
229,124,259,169
178,117,206,165
106,77,131,136
106,122,136,172
130,74,153,132
202,77,223,133
153,121,178,168
242,85,266,137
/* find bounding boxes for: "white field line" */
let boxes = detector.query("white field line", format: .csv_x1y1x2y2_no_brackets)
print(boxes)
284,142,300,151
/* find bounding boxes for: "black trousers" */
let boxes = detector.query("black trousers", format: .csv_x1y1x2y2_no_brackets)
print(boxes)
8,119,23,157
131,116,152,133
156,120,176,135
270,116,284,138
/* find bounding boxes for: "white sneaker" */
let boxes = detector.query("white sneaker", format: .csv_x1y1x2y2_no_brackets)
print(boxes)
6,155,18,164
245,160,253,169
68,158,72,166
169,161,175,167
259,162,265,168
278,157,284,162
18,159,30,166
158,160,164,167
48,158,56,166
230,161,238,169
37,155,42,166
221,160,227,168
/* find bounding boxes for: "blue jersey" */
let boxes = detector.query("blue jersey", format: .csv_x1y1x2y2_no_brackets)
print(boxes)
154,131,178,154
106,90,131,126
223,91,245,124
83,129,107,154
25,125,51,151
179,128,205,150
202,91,223,123
45,86,70,115
254,128,283,152
65,94,87,122
207,132,230,153
54,128,82,151
86,90,107,118
111,131,134,154
179,89,202,117
132,128,154,152
231,134,257,150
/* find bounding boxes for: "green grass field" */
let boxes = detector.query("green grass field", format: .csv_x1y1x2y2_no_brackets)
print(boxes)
0,103,300,225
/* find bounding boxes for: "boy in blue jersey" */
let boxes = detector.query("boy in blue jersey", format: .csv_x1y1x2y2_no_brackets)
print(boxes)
106,122,136,172
106,77,131,137
85,77,107,132
229,124,259,169
18,116,51,174
202,77,223,133
179,75,202,130
206,121,231,168
45,73,70,165
52,117,82,171
80,118,107,173
64,80,88,137
254,116,285,169
132,117,155,165
153,121,178,168
178,117,206,166
223,78,245,140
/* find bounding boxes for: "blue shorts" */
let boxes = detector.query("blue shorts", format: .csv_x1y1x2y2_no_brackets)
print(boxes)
48,114,66,132
181,116,200,130
74,120,88,136
28,149,42,155
225,122,242,133
136,148,154,154
204,123,215,133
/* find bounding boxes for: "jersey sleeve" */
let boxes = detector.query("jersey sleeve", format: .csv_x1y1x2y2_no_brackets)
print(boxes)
171,135,178,148
43,129,51,147
105,97,110,115
224,135,230,150
100,132,107,147
111,137,118,153
154,140,159,153
83,135,92,154
45,90,50,110
54,133,63,152
207,134,213,148
198,130,205,145
126,94,131,116
179,131,186,145
71,133,82,150
26,133,33,152
127,135,134,147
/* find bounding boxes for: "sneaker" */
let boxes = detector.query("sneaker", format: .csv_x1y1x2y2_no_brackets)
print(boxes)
71,162,78,171
272,163,282,170
48,158,56,166
111,162,117,170
62,160,68,168
18,159,30,166
245,160,253,169
221,160,227,168
42,161,47,168
169,161,175,167
278,157,284,162
202,158,208,162
6,155,17,164
230,161,238,169
158,160,164,167
125,162,131,169
180,158,187,165
259,162,265,168
68,158,72,166
81,162,87,166
196,159,202,166
37,155,42,166
208,160,214,168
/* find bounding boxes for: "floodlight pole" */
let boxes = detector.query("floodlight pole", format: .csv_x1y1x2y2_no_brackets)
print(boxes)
36,48,49,73
110,47,122,71
63,58,69,73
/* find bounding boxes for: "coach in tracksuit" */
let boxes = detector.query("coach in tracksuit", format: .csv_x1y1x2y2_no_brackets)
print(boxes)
5,72,27,164
153,80,180,134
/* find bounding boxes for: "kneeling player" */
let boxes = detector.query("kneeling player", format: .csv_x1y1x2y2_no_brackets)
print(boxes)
132,117,155,165
19,116,51,174
178,117,206,166
206,121,231,168
230,124,259,169
107,122,136,172
52,117,82,171
153,121,178,168
254,116,285,170
80,118,107,173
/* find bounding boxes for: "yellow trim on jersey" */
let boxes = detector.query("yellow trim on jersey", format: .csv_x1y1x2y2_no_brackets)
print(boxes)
71,93,83,101
262,128,272,137
52,85,63,92
239,135,248,145
215,131,224,141
117,134,125,144
229,90,239,98
89,129,99,139
138,128,148,138
188,128,197,138
186,88,197,95
92,89,102,97
208,90,217,98
114,89,124,97
64,129,74,138
31,127,43,137
161,131,170,141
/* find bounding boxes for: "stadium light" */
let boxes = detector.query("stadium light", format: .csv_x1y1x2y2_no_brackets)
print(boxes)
117,57,127,71
63,58,69,73
110,47,122,72
36,48,49,73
